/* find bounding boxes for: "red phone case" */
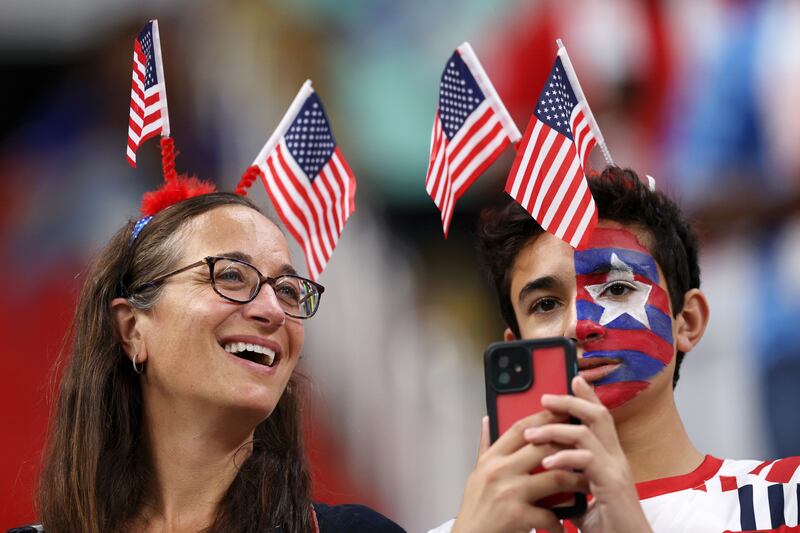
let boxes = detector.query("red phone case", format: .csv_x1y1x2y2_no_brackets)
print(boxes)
484,337,586,519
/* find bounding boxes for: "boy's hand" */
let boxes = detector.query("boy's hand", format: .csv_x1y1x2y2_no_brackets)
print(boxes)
452,413,587,533
524,376,653,533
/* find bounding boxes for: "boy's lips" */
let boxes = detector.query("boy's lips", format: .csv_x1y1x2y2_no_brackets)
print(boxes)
578,357,621,383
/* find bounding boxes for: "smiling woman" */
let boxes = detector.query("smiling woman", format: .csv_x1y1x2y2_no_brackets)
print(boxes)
18,192,404,533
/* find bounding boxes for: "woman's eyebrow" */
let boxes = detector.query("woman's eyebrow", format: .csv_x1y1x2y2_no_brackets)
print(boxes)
217,252,299,277
278,263,299,277
217,250,253,263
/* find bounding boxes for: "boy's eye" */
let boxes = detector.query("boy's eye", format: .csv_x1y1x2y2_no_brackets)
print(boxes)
599,281,635,298
531,298,561,314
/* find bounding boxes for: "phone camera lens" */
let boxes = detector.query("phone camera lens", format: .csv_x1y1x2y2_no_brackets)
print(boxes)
490,345,532,391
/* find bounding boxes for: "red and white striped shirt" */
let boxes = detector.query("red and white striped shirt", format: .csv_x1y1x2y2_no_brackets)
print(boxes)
430,455,800,533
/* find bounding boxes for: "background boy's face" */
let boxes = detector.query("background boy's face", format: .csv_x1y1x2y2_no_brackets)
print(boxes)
507,220,676,409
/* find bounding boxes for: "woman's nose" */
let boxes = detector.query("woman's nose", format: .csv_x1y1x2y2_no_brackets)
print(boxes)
242,285,286,328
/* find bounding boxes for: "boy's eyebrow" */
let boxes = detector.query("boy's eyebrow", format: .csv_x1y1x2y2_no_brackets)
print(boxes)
517,275,561,303
576,250,661,281
589,262,628,275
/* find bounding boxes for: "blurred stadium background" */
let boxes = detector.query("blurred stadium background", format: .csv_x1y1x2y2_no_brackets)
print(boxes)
2,0,800,530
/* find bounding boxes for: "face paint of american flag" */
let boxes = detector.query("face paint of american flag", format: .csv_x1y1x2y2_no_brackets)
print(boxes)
574,228,674,409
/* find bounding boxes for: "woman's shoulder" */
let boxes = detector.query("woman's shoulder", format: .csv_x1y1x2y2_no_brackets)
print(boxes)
313,502,406,533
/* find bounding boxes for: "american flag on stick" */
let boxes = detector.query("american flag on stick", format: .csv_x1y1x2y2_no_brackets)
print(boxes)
126,20,170,167
505,39,612,248
426,42,521,237
252,80,356,281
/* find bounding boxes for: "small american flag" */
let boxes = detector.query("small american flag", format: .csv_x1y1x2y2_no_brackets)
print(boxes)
505,42,607,248
426,43,521,237
126,20,170,167
253,81,355,281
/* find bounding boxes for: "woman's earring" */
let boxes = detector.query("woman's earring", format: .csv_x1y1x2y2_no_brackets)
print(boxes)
132,351,144,374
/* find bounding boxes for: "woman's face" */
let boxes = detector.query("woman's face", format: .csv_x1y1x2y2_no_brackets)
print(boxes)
135,205,304,420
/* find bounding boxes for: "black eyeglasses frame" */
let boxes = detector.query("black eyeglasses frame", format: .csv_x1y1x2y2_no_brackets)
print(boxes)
134,256,325,319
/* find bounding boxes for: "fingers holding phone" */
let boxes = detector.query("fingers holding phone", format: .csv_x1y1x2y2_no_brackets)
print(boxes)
526,376,629,493
538,376,622,456
524,376,653,533
452,413,585,533
484,338,588,519
450,338,652,533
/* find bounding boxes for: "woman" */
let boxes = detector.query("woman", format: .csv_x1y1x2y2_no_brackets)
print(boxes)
15,192,404,532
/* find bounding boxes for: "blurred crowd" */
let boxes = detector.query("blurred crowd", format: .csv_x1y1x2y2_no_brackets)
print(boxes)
2,0,799,531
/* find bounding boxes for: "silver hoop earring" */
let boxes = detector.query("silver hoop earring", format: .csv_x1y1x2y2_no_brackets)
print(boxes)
132,352,144,374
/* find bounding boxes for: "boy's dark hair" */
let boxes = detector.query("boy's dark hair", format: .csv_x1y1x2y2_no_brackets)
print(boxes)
477,166,701,387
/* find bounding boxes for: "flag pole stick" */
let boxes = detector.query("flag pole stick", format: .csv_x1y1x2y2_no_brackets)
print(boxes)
458,42,521,142
253,80,314,167
151,19,170,137
556,39,613,166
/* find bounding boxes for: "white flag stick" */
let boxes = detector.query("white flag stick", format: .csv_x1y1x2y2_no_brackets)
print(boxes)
252,80,314,167
151,19,171,137
556,39,613,166
457,42,522,142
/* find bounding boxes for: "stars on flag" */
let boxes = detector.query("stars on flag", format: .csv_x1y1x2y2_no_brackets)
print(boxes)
438,59,485,139
285,97,335,180
534,63,577,138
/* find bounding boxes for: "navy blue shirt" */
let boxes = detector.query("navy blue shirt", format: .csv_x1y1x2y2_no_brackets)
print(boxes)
314,502,405,532
7,502,406,532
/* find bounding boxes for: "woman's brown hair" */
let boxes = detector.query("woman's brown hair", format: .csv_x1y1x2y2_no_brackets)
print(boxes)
37,192,313,532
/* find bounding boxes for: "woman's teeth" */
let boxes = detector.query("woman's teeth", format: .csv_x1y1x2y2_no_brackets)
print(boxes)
223,342,276,366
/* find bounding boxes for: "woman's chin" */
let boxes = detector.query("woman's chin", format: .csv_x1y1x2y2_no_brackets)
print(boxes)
230,391,280,419
202,389,280,427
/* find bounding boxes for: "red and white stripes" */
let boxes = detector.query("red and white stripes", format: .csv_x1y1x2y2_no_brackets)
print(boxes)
426,99,514,236
257,142,355,281
505,106,597,249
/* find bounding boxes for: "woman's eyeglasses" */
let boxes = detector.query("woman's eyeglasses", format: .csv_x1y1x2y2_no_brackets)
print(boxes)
138,256,324,319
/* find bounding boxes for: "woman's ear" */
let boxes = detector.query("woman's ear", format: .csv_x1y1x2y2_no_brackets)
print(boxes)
110,298,147,364
673,288,710,354
503,327,517,342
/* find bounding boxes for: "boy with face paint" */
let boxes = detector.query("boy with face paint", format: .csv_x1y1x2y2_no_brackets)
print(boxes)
431,167,800,533
569,225,676,409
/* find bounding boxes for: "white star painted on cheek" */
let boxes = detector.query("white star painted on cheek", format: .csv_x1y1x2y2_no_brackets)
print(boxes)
584,253,652,329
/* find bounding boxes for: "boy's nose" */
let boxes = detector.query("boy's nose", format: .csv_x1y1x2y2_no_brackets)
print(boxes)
575,319,605,344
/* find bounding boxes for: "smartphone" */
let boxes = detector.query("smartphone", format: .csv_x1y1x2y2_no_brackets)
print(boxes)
484,337,587,519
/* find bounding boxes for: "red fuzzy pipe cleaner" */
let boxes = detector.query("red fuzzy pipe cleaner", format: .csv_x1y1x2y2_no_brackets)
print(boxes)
138,136,217,216
235,165,263,196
